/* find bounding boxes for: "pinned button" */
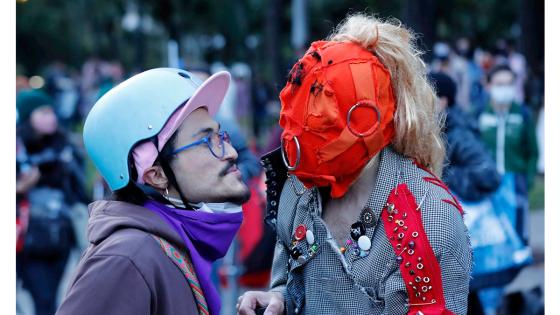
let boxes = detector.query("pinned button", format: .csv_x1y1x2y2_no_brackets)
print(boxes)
350,221,366,241
294,224,307,241
306,230,315,245
290,247,302,260
310,244,318,253
358,235,371,251
360,207,376,227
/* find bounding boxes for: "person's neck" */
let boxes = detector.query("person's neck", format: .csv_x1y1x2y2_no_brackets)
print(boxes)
490,101,511,115
348,154,381,200
322,154,381,247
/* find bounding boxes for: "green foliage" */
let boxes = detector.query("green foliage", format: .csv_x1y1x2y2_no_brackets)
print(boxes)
17,0,525,76
435,0,520,48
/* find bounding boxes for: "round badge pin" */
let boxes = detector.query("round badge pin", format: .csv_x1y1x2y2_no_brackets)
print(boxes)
294,224,307,241
360,207,376,228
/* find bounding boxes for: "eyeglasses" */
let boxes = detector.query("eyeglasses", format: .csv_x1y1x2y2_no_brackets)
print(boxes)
169,131,231,159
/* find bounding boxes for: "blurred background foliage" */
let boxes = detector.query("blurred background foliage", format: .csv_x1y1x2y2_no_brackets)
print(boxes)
17,0,543,88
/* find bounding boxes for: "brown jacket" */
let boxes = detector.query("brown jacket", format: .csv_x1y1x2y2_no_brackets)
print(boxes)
56,200,200,315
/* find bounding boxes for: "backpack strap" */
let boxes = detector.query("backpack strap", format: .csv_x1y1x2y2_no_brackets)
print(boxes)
381,183,455,315
151,235,210,315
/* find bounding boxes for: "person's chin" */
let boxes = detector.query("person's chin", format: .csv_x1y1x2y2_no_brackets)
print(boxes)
215,172,249,203
211,188,250,205
228,181,251,204
232,182,251,204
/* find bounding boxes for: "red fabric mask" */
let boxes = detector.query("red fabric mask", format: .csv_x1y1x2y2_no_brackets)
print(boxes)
279,40,396,198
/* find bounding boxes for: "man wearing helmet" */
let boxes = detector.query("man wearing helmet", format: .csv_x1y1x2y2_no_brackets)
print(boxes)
57,69,250,315
238,14,471,315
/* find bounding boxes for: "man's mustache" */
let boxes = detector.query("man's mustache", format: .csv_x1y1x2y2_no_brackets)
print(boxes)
219,160,238,177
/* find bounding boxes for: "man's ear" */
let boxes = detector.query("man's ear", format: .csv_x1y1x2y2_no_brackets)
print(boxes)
142,165,169,190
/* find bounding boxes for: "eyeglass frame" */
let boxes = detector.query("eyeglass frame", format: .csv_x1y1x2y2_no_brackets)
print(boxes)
167,130,231,159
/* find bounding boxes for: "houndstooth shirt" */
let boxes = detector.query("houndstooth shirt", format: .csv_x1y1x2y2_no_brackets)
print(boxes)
268,146,472,315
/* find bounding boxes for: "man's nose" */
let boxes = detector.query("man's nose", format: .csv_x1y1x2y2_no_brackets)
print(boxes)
222,141,238,161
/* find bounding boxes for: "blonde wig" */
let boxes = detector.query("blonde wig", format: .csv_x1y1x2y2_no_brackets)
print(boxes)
328,13,445,176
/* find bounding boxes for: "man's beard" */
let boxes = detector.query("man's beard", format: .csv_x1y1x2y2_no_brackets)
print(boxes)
225,187,251,204
212,180,251,205
217,160,252,204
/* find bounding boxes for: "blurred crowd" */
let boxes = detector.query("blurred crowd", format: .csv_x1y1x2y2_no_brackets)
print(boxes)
428,37,544,315
16,35,544,315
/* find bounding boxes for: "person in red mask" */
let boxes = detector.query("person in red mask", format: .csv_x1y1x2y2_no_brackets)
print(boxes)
238,13,472,315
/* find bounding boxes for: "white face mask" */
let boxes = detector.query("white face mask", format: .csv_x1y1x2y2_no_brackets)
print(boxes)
189,201,243,214
490,85,516,105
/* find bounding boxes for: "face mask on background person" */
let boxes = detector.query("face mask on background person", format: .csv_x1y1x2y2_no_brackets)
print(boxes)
490,85,516,106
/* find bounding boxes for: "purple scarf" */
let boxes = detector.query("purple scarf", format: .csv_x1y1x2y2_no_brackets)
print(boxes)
144,200,243,315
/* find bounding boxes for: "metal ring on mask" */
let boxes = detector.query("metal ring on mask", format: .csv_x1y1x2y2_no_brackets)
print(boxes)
281,136,301,171
347,100,381,137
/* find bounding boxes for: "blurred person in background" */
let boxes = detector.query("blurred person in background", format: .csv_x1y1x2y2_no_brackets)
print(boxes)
231,62,255,139
251,74,273,144
429,71,501,202
429,71,503,314
56,68,250,315
453,37,486,115
16,135,39,315
238,14,471,315
478,64,538,246
430,41,453,76
504,39,527,105
16,89,89,315
44,61,81,129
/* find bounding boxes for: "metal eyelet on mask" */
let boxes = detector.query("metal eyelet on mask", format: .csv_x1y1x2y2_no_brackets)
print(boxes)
347,100,381,137
281,136,301,171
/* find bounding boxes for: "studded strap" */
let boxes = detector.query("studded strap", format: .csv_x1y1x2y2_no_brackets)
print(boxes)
382,184,454,315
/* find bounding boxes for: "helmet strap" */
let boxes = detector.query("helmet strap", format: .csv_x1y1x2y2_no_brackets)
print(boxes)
158,157,191,210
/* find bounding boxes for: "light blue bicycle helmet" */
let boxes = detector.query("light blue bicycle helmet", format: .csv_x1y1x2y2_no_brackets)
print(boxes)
83,68,231,191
